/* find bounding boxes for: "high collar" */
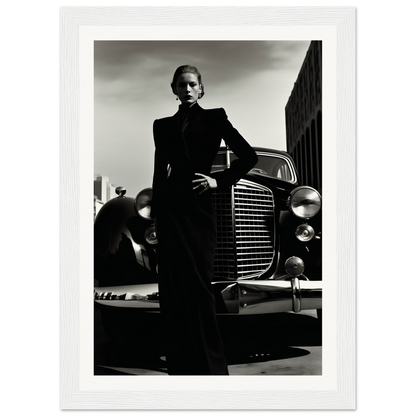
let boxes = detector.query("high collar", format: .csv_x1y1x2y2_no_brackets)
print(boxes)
178,101,200,116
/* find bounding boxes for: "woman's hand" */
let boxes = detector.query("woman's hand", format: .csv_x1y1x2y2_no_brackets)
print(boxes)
192,173,218,194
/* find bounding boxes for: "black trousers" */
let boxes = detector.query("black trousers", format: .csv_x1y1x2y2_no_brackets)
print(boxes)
156,189,229,375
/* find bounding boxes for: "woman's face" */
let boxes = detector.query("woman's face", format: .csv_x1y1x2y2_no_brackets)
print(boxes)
174,73,201,106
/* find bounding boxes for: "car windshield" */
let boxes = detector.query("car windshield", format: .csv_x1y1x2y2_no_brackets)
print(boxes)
211,151,296,183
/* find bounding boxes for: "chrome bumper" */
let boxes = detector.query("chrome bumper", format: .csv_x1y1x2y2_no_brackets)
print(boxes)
94,278,322,315
213,278,321,315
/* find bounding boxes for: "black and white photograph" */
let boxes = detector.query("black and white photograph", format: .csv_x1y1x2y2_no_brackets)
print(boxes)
59,6,355,411
93,40,323,377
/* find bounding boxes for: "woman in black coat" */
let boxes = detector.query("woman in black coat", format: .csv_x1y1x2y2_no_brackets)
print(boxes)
151,65,258,375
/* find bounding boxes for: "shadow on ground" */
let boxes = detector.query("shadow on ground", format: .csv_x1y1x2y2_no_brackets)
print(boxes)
94,305,321,375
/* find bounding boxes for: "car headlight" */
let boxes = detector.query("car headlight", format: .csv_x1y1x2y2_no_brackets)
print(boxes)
287,186,321,219
285,256,305,277
135,188,153,220
295,224,315,242
144,226,158,245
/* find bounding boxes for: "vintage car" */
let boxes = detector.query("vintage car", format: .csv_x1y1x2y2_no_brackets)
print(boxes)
94,147,322,358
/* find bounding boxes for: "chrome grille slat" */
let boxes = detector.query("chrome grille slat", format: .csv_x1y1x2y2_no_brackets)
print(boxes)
213,180,275,279
235,208,273,213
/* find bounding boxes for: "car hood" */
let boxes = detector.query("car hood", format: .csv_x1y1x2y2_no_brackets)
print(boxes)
244,171,298,205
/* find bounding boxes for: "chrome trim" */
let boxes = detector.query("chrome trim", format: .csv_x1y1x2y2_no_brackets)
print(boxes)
213,179,275,280
94,279,322,315
225,279,321,315
291,277,301,313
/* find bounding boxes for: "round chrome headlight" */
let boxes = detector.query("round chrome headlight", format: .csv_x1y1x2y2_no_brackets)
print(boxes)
135,188,153,220
144,226,158,245
287,186,321,219
295,224,315,242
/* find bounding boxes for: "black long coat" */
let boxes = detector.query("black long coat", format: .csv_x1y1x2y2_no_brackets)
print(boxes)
151,103,257,375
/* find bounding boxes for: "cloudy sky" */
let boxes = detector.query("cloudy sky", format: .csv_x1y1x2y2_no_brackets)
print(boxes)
94,40,310,196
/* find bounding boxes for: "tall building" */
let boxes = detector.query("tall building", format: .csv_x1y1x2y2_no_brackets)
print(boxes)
94,175,117,202
285,41,322,195
94,175,117,219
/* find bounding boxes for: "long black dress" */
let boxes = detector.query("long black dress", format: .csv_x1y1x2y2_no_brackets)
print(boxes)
151,103,257,375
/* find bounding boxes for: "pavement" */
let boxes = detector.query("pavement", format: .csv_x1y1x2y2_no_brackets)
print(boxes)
94,305,322,376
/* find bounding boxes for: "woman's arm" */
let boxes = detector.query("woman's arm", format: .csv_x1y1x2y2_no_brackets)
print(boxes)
211,108,258,189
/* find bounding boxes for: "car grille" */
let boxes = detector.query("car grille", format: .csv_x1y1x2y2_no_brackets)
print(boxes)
213,179,275,280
